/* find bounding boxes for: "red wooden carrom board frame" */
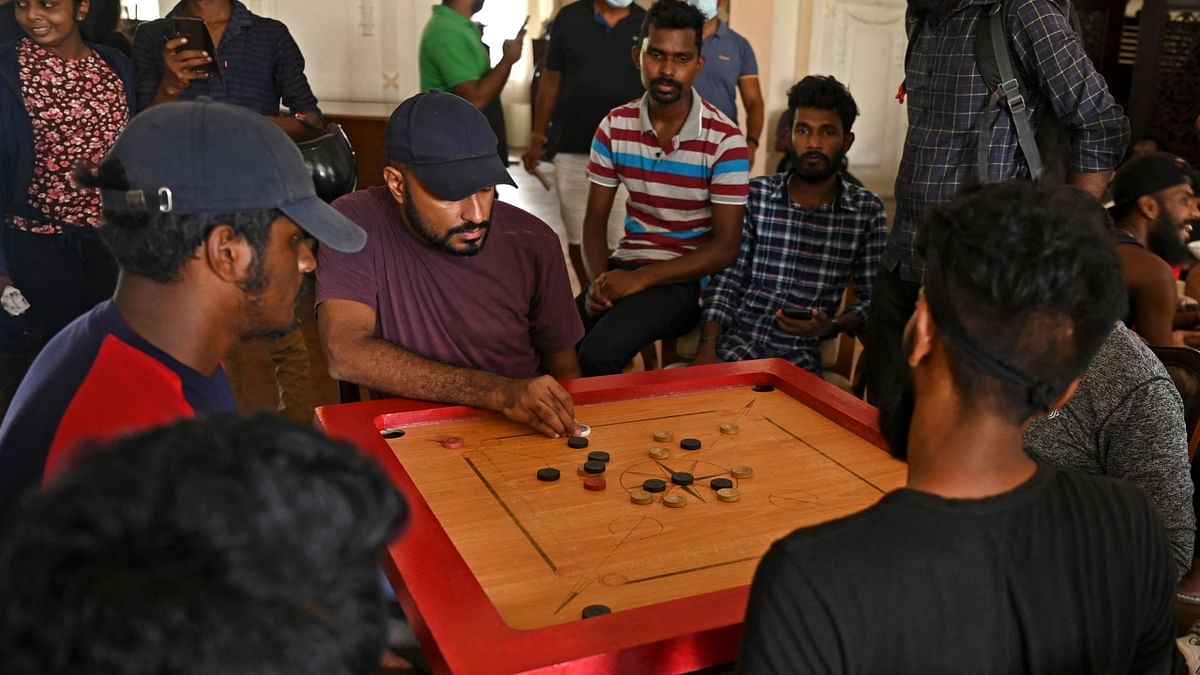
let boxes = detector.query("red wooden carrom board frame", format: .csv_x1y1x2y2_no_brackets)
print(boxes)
316,359,888,674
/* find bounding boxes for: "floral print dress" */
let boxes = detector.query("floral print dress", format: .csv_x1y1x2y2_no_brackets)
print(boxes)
13,38,128,234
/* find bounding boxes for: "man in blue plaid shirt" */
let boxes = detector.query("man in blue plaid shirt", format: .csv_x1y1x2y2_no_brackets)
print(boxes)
866,0,1129,414
696,76,886,374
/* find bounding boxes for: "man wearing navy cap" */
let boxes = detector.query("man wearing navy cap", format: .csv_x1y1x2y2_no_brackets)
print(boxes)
317,91,584,439
1109,152,1200,347
0,99,366,518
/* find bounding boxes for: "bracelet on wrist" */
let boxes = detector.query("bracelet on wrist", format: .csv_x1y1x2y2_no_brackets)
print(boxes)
530,131,548,144
745,136,759,146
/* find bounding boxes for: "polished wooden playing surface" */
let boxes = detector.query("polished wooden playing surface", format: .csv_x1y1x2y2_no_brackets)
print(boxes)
382,385,903,631
317,360,905,674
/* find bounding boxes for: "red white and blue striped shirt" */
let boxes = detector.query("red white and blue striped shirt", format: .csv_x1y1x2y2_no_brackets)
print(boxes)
588,90,749,264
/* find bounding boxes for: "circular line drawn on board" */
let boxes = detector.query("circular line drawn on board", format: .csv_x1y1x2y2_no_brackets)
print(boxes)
601,572,628,587
769,490,822,510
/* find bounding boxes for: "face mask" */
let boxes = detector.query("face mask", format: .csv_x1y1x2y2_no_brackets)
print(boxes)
689,0,718,21
605,0,634,7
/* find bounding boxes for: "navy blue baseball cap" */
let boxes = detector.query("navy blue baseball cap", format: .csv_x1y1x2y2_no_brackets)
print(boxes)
386,91,516,201
100,100,367,252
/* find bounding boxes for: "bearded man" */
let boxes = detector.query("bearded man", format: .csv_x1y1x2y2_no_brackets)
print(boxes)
695,76,886,374
316,91,585,439
1109,152,1200,347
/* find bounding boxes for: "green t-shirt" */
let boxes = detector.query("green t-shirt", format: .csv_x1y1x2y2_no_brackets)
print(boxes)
419,5,490,92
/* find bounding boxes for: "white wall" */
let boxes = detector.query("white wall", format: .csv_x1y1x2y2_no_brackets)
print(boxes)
136,0,535,105
129,0,908,190
806,0,907,198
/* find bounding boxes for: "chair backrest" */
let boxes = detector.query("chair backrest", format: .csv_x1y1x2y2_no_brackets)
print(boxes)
1150,345,1200,459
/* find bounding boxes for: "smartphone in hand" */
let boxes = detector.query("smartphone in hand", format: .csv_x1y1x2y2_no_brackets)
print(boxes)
171,17,220,76
782,307,813,321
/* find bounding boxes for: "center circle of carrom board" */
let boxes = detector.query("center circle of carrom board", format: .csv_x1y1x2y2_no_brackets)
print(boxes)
620,460,733,493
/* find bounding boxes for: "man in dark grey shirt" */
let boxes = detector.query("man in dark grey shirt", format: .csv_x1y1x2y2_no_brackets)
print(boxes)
1026,322,1194,579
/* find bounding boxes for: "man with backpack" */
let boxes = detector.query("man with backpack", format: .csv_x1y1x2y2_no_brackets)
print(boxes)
866,0,1129,421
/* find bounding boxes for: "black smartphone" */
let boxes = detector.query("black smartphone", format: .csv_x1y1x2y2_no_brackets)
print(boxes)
172,17,220,76
782,307,813,321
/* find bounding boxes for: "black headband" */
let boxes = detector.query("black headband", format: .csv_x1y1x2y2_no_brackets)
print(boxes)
923,245,1060,413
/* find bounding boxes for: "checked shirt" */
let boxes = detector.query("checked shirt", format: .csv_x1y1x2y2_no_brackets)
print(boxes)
703,173,887,374
886,0,1129,282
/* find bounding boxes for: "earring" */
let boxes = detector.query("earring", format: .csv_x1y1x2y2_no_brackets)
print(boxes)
77,13,85,20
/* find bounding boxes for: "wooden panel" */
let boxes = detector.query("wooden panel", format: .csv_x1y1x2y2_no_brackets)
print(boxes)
317,359,903,674
322,103,390,190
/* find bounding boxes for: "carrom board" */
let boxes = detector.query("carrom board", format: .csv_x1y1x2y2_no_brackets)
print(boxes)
316,359,906,674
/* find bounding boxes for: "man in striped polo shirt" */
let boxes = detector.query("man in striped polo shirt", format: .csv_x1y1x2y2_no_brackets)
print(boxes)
578,0,749,376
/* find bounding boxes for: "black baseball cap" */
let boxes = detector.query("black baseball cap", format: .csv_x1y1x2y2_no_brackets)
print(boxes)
1110,152,1196,208
386,91,516,201
100,100,367,253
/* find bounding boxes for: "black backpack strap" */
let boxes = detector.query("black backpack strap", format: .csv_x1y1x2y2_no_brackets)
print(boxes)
976,0,1047,181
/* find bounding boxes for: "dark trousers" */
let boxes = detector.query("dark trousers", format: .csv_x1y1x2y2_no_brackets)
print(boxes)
0,227,118,420
864,264,921,415
575,279,701,377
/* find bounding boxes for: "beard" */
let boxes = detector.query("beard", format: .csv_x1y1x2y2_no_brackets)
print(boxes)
648,76,684,105
789,146,847,183
239,262,313,341
402,197,490,257
908,0,953,20
877,329,916,462
1147,214,1192,266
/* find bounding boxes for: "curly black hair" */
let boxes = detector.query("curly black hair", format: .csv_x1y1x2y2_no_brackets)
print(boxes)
919,181,1125,421
75,156,277,284
786,75,860,135
641,0,705,53
0,413,408,675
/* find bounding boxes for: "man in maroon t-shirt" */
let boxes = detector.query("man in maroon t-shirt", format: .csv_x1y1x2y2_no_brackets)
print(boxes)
316,92,584,438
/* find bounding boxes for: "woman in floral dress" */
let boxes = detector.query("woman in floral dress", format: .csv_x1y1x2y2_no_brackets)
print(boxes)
0,0,135,418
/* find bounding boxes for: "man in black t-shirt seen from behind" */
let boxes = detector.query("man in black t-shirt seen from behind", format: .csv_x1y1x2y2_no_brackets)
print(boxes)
739,181,1181,674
